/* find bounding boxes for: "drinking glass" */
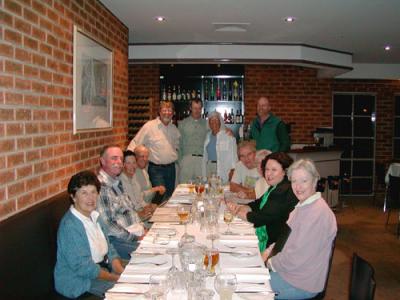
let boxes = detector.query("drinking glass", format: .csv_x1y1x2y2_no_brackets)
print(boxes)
166,248,179,275
188,179,195,194
177,205,194,243
145,273,170,299
214,273,237,300
203,248,219,276
195,289,215,300
195,176,205,197
223,209,234,235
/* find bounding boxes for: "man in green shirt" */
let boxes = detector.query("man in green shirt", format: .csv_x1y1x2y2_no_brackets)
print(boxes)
249,97,290,152
178,99,208,183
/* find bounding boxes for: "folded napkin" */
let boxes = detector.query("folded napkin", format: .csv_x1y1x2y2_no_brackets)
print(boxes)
220,252,263,269
236,283,272,293
107,283,149,294
222,267,270,283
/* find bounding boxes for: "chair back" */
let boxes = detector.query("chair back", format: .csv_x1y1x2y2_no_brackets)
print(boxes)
386,175,400,209
307,236,336,300
349,253,376,300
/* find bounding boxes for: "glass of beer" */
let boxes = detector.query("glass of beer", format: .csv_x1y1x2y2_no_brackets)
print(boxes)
223,209,234,235
203,248,219,276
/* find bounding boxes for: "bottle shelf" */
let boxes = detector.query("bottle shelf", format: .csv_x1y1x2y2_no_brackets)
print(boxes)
127,96,152,139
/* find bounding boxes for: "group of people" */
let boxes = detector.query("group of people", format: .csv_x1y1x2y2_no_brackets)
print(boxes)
54,96,337,300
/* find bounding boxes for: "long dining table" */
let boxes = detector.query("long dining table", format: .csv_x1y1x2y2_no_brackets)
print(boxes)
105,184,275,300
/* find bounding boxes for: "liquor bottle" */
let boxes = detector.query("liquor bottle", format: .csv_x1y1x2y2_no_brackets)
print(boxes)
232,80,239,100
197,89,201,100
186,90,191,101
223,110,228,123
222,80,227,100
191,89,196,100
227,80,232,100
167,86,171,101
210,79,215,100
235,110,240,124
239,109,243,124
230,109,235,124
182,89,186,101
204,80,209,100
238,83,242,101
162,86,167,101
177,85,181,101
172,85,176,101
216,79,221,100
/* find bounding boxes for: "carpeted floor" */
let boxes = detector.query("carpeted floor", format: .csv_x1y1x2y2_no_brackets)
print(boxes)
324,198,400,300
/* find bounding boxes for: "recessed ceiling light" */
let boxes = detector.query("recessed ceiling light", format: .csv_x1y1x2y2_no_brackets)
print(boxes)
384,45,391,51
155,16,166,22
284,16,296,23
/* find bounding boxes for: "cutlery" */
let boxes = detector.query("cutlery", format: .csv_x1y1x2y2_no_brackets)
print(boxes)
129,261,168,266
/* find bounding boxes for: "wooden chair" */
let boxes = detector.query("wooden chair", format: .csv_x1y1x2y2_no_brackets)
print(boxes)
349,253,376,300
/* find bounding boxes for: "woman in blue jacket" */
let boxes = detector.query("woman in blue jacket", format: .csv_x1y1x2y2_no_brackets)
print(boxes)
54,171,124,298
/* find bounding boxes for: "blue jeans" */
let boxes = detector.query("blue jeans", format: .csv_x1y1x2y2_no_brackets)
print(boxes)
88,278,115,297
270,271,318,299
148,161,176,199
109,236,138,260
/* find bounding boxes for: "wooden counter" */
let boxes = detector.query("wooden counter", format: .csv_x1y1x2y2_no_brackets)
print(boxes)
288,148,342,178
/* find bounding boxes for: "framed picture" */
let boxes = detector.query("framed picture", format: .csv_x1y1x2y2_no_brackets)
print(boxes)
73,25,113,134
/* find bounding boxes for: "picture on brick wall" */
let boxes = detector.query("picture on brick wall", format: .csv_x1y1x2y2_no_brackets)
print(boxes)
73,26,113,134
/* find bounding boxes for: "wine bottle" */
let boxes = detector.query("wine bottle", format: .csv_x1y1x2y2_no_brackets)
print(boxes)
162,86,167,101
177,85,181,101
233,80,239,100
222,80,227,100
172,85,176,101
216,79,221,100
210,79,215,100
204,80,209,100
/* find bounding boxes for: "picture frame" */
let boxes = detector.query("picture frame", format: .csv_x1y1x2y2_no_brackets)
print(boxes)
73,25,113,134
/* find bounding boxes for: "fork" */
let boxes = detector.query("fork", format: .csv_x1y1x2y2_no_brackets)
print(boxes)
129,261,168,266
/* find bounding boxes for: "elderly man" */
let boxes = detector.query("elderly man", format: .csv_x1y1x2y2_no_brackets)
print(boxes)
134,144,166,204
97,145,144,260
127,101,180,198
178,99,208,183
230,140,261,199
249,97,290,152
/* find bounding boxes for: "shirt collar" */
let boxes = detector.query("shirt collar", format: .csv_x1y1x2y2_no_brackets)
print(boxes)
296,192,321,208
70,205,100,223
99,169,120,186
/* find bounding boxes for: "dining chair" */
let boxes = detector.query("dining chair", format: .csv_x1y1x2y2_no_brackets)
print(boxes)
305,237,336,300
349,253,376,300
384,174,400,238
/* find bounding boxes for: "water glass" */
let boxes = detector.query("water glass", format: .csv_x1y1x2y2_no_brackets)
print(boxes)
145,273,170,299
214,273,237,300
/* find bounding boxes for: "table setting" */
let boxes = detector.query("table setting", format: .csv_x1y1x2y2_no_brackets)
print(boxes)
105,181,275,300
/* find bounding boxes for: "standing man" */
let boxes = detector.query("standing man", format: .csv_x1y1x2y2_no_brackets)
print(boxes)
127,101,180,198
230,140,260,199
249,97,290,152
97,145,144,260
134,144,166,205
178,99,208,183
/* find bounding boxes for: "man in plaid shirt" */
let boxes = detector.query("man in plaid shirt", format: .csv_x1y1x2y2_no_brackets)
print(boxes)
97,145,144,260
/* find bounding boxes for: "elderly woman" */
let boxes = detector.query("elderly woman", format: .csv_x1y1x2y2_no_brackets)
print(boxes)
202,111,237,183
227,152,298,253
54,171,124,298
120,150,156,223
267,159,337,299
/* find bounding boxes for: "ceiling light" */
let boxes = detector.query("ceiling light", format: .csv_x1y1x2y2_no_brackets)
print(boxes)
155,16,166,22
284,16,296,23
384,45,391,51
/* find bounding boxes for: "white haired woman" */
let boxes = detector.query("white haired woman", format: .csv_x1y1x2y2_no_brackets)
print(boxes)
267,159,337,299
202,111,237,183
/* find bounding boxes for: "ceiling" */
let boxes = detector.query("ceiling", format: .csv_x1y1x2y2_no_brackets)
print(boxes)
100,0,400,64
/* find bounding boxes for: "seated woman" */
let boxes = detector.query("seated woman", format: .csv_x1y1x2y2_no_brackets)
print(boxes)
120,150,156,224
54,171,124,299
267,159,337,299
227,152,298,253
202,111,237,183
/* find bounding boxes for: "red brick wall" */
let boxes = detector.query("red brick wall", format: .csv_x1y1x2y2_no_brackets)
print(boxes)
128,64,160,117
128,64,399,166
0,0,128,220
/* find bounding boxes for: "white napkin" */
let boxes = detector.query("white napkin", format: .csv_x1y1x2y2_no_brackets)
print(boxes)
125,223,144,236
236,283,272,293
107,283,149,294
222,267,270,283
219,252,264,269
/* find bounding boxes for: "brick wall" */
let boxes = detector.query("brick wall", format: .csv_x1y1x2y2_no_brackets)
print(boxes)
128,64,159,117
128,64,399,165
0,0,128,221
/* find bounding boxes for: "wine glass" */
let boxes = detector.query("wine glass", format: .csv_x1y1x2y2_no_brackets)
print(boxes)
195,176,205,197
195,289,215,300
206,221,219,248
145,273,170,299
223,209,234,235
214,273,237,300
177,205,194,243
166,248,179,275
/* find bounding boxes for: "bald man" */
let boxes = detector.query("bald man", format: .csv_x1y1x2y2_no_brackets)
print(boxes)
249,97,290,152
